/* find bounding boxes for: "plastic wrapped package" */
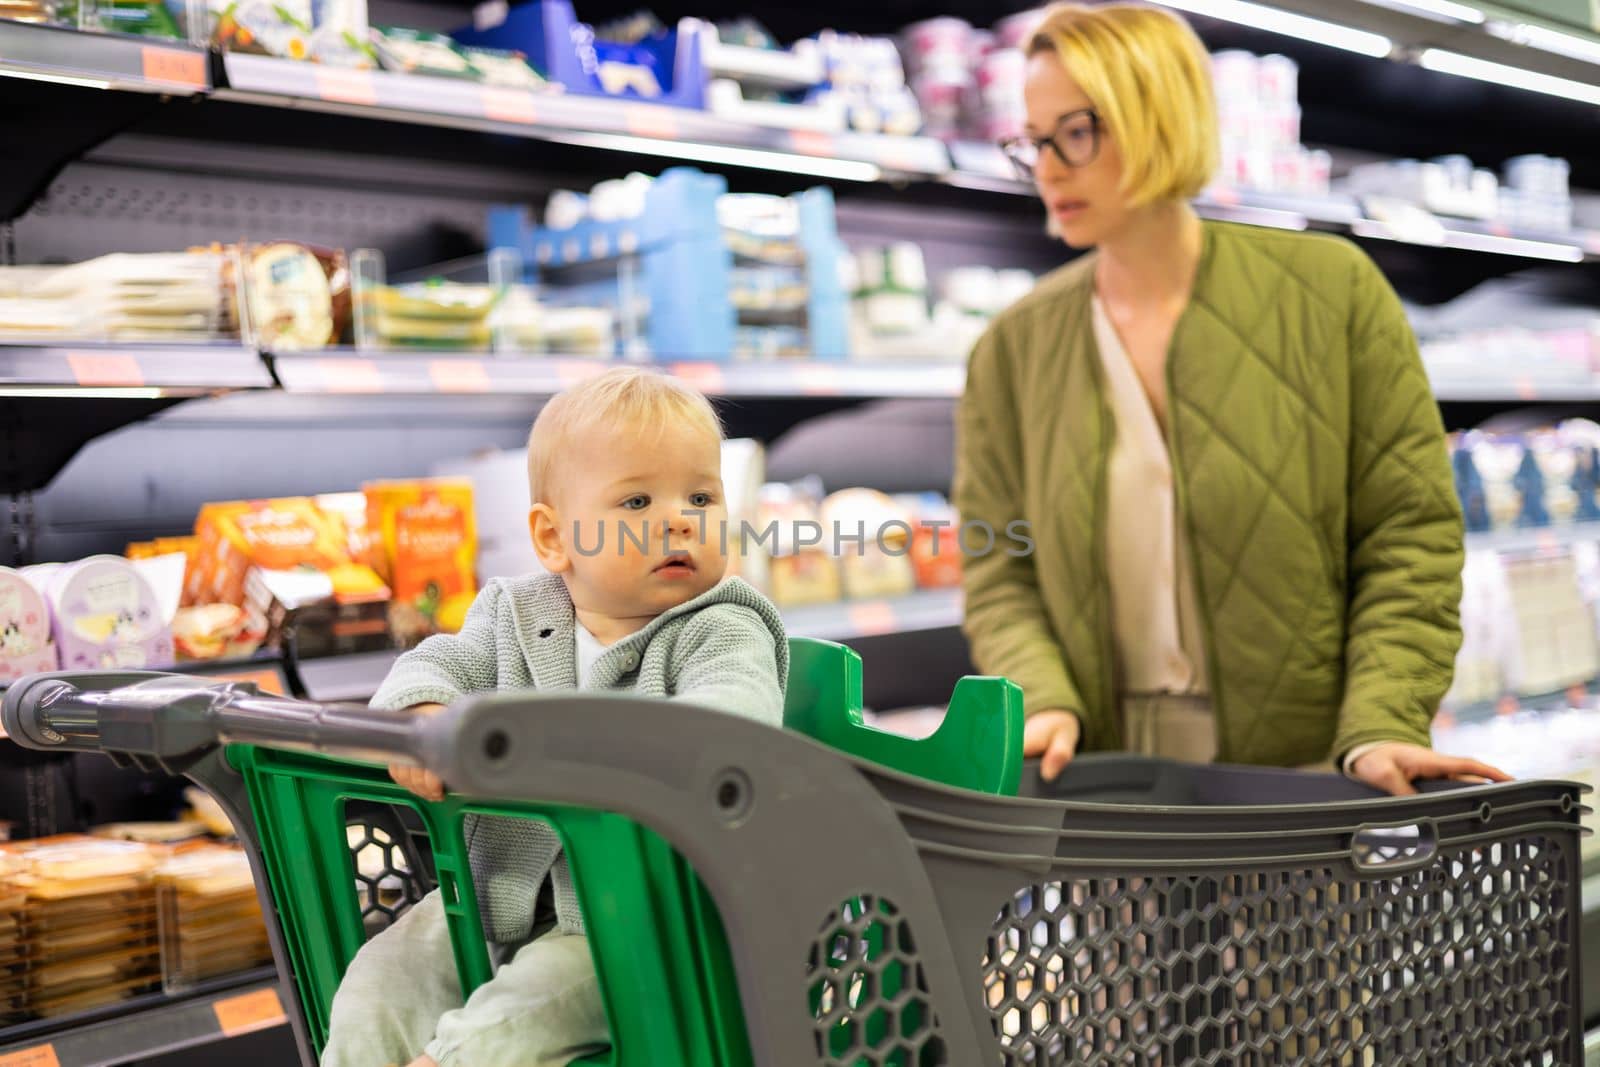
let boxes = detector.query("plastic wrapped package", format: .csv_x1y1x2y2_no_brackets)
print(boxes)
156,846,272,992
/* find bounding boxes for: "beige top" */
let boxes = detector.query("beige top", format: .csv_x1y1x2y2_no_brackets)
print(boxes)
1092,295,1209,697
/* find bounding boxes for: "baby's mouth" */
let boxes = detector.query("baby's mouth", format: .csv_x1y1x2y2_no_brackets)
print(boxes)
654,553,695,575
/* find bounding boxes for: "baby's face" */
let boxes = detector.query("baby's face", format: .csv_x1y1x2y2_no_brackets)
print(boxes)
554,420,729,620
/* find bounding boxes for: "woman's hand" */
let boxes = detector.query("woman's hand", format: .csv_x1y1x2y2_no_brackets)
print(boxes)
1348,742,1511,796
388,703,448,801
1024,710,1082,781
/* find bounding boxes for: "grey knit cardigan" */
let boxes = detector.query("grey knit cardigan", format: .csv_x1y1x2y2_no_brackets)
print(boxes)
371,572,789,943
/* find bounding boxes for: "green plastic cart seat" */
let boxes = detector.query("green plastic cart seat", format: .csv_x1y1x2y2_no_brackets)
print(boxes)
227,636,1023,1066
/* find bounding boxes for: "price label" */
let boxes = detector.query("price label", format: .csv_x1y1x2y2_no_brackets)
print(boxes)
481,87,539,124
315,67,378,106
192,667,287,695
847,601,898,637
789,130,836,158
213,987,287,1037
0,1046,61,1067
669,362,726,394
793,363,841,396
314,359,384,393
140,46,207,89
625,105,680,140
427,359,492,393
67,353,144,387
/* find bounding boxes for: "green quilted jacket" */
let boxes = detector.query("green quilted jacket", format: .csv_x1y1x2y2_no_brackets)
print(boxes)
954,220,1463,767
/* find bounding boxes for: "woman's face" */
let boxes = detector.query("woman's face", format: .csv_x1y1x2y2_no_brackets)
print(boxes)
1023,50,1130,249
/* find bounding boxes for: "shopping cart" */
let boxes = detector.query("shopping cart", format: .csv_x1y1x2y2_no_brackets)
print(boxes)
2,637,1589,1066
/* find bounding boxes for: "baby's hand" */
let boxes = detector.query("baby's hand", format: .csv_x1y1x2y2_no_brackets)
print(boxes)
388,703,448,802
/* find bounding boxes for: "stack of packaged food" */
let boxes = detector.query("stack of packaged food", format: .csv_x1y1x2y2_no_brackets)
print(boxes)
0,253,231,343
155,846,273,992
1,837,164,1018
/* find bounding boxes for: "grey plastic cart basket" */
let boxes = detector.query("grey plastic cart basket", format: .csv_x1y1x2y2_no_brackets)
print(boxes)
3,670,1590,1066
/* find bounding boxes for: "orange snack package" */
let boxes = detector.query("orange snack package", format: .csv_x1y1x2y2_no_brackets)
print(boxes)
189,498,389,608
364,480,478,643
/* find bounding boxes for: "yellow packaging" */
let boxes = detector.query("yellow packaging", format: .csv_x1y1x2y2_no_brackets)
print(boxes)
364,480,478,642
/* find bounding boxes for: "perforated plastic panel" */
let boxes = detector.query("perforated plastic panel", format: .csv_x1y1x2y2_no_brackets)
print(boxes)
344,803,435,936
809,895,947,1066
982,834,1574,1066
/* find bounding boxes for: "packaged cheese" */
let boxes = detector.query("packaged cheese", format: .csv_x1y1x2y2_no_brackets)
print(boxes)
45,556,173,671
0,566,58,682
364,480,478,642
820,488,916,601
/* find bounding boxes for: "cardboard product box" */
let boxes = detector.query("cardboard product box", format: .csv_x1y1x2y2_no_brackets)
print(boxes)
189,497,388,609
364,479,478,646
246,567,392,660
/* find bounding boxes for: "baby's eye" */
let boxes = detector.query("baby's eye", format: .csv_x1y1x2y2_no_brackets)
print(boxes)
688,492,714,508
621,495,650,510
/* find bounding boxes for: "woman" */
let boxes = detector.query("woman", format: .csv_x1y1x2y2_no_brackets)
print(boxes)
953,2,1508,796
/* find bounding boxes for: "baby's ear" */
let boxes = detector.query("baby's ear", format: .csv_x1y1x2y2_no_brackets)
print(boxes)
528,503,571,573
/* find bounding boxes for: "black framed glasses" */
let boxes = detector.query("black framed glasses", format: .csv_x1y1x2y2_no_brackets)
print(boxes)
999,109,1102,180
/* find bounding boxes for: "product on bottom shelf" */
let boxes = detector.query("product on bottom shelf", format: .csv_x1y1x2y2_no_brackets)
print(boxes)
0,837,163,1020
156,846,272,992
0,566,58,682
364,480,478,644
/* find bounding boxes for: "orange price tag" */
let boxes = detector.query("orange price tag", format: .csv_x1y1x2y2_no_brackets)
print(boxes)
847,601,898,637
140,46,207,88
67,353,144,387
315,67,378,106
789,130,836,157
213,987,286,1037
625,105,680,140
314,359,384,393
427,359,491,393
481,86,539,124
669,362,726,394
198,668,286,695
0,1047,61,1067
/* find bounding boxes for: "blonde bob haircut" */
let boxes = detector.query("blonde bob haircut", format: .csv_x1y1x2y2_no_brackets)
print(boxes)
526,366,723,505
1028,3,1219,207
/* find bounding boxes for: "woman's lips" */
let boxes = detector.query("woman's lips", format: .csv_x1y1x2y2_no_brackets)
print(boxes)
1051,198,1088,221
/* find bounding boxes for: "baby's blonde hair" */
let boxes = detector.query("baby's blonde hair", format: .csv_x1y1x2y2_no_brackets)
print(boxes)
1028,3,1219,207
526,367,723,505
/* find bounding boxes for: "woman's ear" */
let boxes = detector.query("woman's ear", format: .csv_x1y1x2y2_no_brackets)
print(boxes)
529,503,571,573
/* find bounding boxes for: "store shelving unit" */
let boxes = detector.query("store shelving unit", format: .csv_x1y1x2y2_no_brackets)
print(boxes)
0,970,287,1067
0,19,209,94
0,343,272,393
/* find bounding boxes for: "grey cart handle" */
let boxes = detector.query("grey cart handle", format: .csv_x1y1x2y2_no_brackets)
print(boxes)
3,670,435,773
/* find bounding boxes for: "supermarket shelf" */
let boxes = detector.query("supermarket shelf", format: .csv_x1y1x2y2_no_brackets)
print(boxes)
216,53,949,181
0,970,285,1067
0,21,209,94
292,590,965,703
0,343,273,393
946,140,1600,263
1466,521,1600,555
1431,378,1600,402
268,351,967,398
782,587,963,641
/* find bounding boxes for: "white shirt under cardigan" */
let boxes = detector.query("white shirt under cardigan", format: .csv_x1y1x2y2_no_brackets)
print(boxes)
1091,297,1377,775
